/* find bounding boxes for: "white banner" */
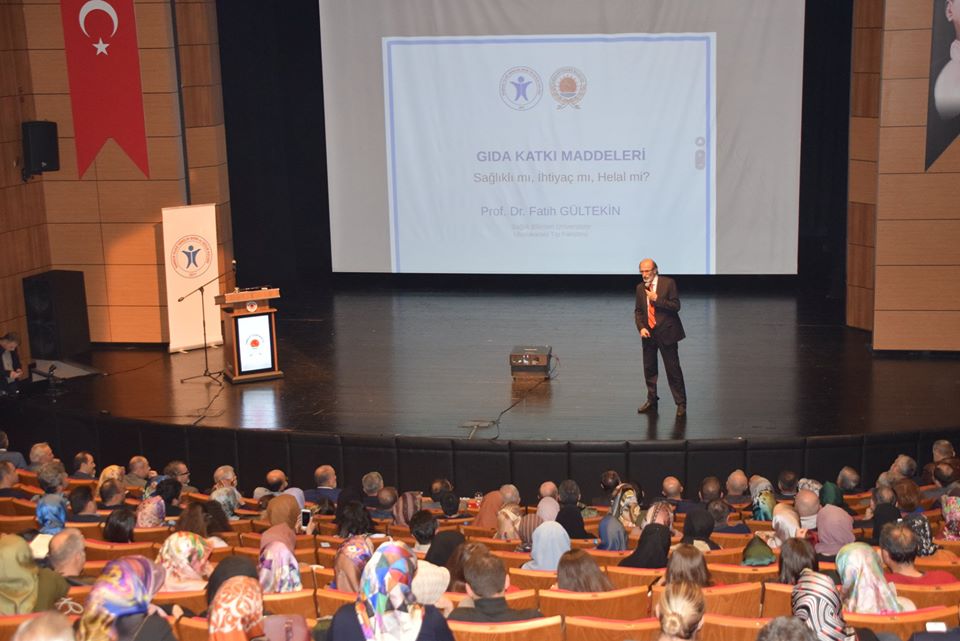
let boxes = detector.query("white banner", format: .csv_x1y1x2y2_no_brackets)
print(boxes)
162,204,222,353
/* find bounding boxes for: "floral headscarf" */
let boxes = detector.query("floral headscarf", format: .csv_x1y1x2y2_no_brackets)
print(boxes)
496,504,522,540
354,541,424,641
334,535,374,592
792,568,856,641
903,514,939,557
641,500,674,531
36,494,67,536
157,531,212,591
209,575,264,641
942,495,960,541
610,484,641,531
752,490,776,521
258,540,302,594
135,496,165,528
81,556,165,640
835,542,902,614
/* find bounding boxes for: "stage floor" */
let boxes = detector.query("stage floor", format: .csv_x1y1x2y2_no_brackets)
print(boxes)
13,285,960,442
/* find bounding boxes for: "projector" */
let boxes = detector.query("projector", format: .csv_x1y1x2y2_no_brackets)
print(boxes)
509,345,552,379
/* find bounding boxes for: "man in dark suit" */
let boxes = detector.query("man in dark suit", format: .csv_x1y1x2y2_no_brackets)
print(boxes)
635,258,687,417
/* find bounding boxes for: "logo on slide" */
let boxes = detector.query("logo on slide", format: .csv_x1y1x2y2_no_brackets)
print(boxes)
500,67,542,111
549,67,587,109
170,234,212,279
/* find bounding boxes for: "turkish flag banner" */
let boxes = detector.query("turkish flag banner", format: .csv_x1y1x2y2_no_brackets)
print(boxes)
60,0,150,177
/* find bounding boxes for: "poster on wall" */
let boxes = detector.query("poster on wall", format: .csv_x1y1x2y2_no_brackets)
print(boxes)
926,0,960,169
162,204,222,353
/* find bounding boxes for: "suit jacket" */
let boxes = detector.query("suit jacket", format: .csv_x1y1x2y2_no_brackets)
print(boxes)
0,451,27,470
635,275,685,346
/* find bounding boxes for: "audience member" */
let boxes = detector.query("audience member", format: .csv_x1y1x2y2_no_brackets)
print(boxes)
103,507,136,543
556,479,593,539
818,482,853,515
262,494,300,552
258,539,301,593
792,568,883,641
424,530,465,568
27,442,53,472
203,500,234,541
837,466,863,494
893,478,923,516
438,491,469,520
556,549,613,592
515,514,542,553
499,484,520,507
750,476,776,520
304,464,340,504
678,510,718,552
48,528,89,585
934,439,957,462
923,462,956,501
162,460,197,494
409,510,438,553
0,432,26,470
208,575,264,641
762,503,801,549
71,450,96,479
779,538,818,585
855,486,897,528
446,542,491,593
97,479,126,511
473,490,503,530
699,476,723,504
372,486,399,520
794,490,820,529
797,478,822,496
707,499,749,534
536,496,560,522
656,581,705,641
10,611,75,641
620,523,671,569
211,464,239,494
0,461,30,499
742,535,777,566
538,480,558,500
664,544,712,587
210,486,241,521
725,470,751,505
495,503,522,540
522,521,570,571
597,511,628,551
592,469,621,507
643,500,676,533
448,553,542,622
123,455,153,489
757,616,816,641
361,471,384,508
429,478,454,504
776,470,799,500
252,469,289,501
96,465,125,501
157,531,212,592
942,494,960,540
880,522,957,586
666,476,699,514
902,512,939,557
393,490,420,527
890,454,919,482
67,485,101,523
814,504,855,562
135,495,165,528
868,503,902,546
154,477,183,517
332,535,374,592
35,462,68,535
205,555,258,610
411,560,453,616
0,534,68,615
337,501,375,538
836,542,908,613
610,483,642,533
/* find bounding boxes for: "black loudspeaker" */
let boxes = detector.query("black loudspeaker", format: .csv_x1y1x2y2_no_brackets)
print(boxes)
22,270,91,360
21,121,59,181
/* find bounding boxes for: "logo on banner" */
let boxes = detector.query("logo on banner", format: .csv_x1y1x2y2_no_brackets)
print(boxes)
549,67,587,109
60,0,150,177
500,67,543,111
170,235,212,278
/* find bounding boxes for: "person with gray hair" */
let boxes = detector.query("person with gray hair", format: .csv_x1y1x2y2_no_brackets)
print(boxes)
123,455,153,489
794,490,820,530
934,440,956,462
28,442,53,471
538,481,558,500
362,471,384,508
890,454,918,481
212,464,239,493
499,484,520,506
876,471,896,489
0,461,30,499
725,470,750,505
48,528,89,585
756,617,816,641
796,478,822,496
11,612,75,641
253,469,290,501
836,466,862,494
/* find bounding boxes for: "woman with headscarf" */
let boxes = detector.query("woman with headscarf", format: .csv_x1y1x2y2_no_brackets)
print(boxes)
836,542,910,614
942,494,960,541
78,556,174,641
210,487,241,521
515,514,542,553
869,503,901,546
760,503,801,549
156,531,212,592
0,534,68,615
258,540,302,594
36,494,67,536
332,535,374,592
641,500,675,534
205,556,258,611
521,521,571,572
392,492,421,529
556,501,594,540
820,482,855,515
792,568,859,641
208,575,264,641
619,523,671,569
423,531,465,568
411,560,453,617
750,476,776,521
815,505,856,563
135,495,165,528
677,510,719,552
535,496,560,522
329,541,454,641
260,493,300,557
610,483,642,533
902,514,940,558
471,491,503,530
495,503,522,540
597,513,628,551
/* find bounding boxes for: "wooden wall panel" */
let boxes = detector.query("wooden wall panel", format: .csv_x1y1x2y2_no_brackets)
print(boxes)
101,223,162,265
847,244,875,289
875,266,960,310
94,137,184,181
880,78,928,126
883,0,932,30
875,221,960,265
109,306,167,343
104,264,164,306
877,173,960,218
41,181,99,222
848,160,878,204
134,3,173,48
849,117,880,161
874,312,960,351
881,29,931,79
21,4,62,50
97,180,186,223
852,28,883,73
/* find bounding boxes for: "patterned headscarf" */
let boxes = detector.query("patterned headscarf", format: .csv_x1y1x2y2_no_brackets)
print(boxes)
749,476,774,500
410,560,450,606
610,484,642,531
516,514,543,552
0,534,39,615
642,501,674,531
903,514,939,557
536,497,560,522
522,521,571,572
36,494,67,536
472,491,503,530
798,478,823,496
392,492,420,528
258,540,302,593
157,531,212,589
354,541,424,641
135,496,165,528
211,487,240,520
792,568,857,641
82,556,165,640
209,575,264,641
942,495,960,541
597,514,628,551
835,542,902,614
334,535,375,592
815,505,855,557
752,490,776,521
496,504,522,540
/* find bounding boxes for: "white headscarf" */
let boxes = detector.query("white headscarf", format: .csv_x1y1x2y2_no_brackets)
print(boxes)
521,521,570,571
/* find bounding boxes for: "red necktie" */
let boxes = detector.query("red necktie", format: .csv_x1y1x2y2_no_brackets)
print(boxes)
647,286,656,329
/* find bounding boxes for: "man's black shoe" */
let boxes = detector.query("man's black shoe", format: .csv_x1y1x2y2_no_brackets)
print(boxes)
637,400,658,414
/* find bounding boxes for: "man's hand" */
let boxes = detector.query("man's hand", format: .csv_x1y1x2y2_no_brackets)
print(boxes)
646,288,658,302
640,328,651,338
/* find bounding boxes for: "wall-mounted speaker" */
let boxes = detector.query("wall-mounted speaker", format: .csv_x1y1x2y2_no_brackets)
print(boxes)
21,121,59,181
22,270,90,360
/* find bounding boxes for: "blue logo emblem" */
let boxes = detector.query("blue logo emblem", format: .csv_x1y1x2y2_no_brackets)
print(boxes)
500,67,543,111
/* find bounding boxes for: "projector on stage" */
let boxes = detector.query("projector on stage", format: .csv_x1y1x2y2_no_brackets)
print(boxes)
509,345,552,379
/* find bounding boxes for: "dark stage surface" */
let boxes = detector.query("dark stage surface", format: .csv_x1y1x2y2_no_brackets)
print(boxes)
13,285,960,442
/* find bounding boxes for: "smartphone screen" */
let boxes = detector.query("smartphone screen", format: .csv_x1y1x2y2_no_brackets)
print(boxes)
300,509,311,528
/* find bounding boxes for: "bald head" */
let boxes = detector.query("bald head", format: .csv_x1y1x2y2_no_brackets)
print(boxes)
639,258,658,284
662,476,683,499
265,469,288,493
726,470,748,496
538,481,558,500
315,465,337,488
794,490,820,517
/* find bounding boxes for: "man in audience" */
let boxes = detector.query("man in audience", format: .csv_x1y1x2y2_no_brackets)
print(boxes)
447,554,543,622
0,431,27,469
663,476,697,513
776,470,799,501
372,486,398,519
304,465,341,504
725,469,751,505
67,486,102,522
797,478,822,496
155,477,183,517
876,471,897,489
97,479,126,511
123,455,154,488
854,486,897,528
837,466,863,495
934,439,957,463
361,471,384,508
922,462,956,501
253,469,290,500
421,477,453,509
439,491,470,520
890,454,919,482
757,617,817,641
28,442,54,471
707,499,750,534
499,484,520,507
538,481,558,500
699,476,723,505
0,461,31,498
163,460,198,494
795,489,820,530
211,464,240,494
48,528,90,585
10,612,76,641
409,509,438,554
71,451,96,480
881,522,958,585
592,469,621,507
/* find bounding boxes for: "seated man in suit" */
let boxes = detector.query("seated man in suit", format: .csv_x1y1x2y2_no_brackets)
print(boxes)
67,485,102,523
447,554,542,622
0,431,27,469
0,461,31,499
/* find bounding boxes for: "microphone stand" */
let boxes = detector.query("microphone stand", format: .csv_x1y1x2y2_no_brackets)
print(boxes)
178,267,233,385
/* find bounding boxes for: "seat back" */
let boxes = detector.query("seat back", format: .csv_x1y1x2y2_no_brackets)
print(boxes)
446,589,539,612
710,533,753,549
208,546,234,563
538,586,649,620
241,532,315,549
153,590,208,614
67,584,93,602
446,615,563,641
229,519,253,533
699,614,772,641
263,589,318,617
584,549,632,568
652,582,762,617
703,547,745,565
81,560,109,578
917,558,960,580
9,499,38,516
761,582,793,618
15,470,39,486
0,515,37,534
67,521,104,540
605,566,665,590
309,566,335,589
0,614,42,641
233,545,315,565
176,617,209,641
84,540,157,561
214,531,240,546
707,563,778,584
460,525,496,538
570,538,600,550
316,587,357,616
844,606,960,639
132,527,172,543
744,520,773,533
490,551,531,569
507,568,557,591
895,583,960,610
468,536,522,552
564,616,661,641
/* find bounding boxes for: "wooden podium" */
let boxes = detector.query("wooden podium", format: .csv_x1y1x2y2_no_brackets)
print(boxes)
214,288,283,383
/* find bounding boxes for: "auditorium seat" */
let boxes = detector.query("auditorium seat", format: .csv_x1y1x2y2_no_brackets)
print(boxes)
132,526,172,543
652,583,762,617
446,615,563,641
711,533,752,549
0,515,38,534
917,557,960,580
605,566,665,590
538,586,649,620
316,587,357,616
12,485,40,499
66,478,97,492
894,584,960,610
760,582,792,618
461,525,496,538
445,589,538,611
699,614,771,641
703,547,745,565
8,499,37,517
0,614,43,641
251,519,272,533
228,519,253,534
67,584,93,602
0,499,16,516
308,565,335,589
564,616,661,641
508,568,557,591
844,606,959,639
490,550,532,570
15,470,38,486
208,545,234,563
316,546,337,567
570,538,601,550
213,531,240,546
468,536,522,552
153,590,208,614
81,560,109,577
936,539,960,556
316,521,339,536
744,520,773,533
68,521,104,540
176,617,208,641
84,540,157,561
240,531,315,549
263,589,318,617
234,545,316,565
707,563,778,584
584,549,632,568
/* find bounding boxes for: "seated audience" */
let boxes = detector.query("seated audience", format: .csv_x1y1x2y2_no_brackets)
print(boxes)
448,553,542,622
610,482,643,534
923,462,956,501
409,509,439,553
881,522,958,585
303,464,340,504
776,469,799,500
424,530,465,568
656,581,705,641
698,476,723,504
71,450,96,480
794,490,820,530
779,538,819,585
135,494,165,528
757,617,816,641
707,499,749,534
161,460,196,495
750,476,776,520
393,490,421,527
725,469,751,505
330,542,454,639
123,455,153,489
0,534,68,614
438,490,469,520
818,482,853,515
556,549,613,592
934,439,957,462
210,464,240,495
643,500,676,533
661,476,685,509
837,466,863,495
372,486,399,520
814,504,855,562
942,493,960,540
678,510,719,552
597,511,628,551
253,468,289,501
210,486,241,520
890,454,919,483
446,542,491,593
27,442,54,472
203,500,234,541
556,479,593,539
521,521,570,571
97,478,126,511
664,544,712,587
332,535,374,592
67,485,102,523
262,493,301,552
0,461,31,499
515,514,542,553
48,528,89,586
472,490,503,530
427,477,454,508
741,535,777,566
902,512,939,557
103,507,136,543
0,431,26,469
592,469,621,507
495,503,522,540
836,542,909,613
538,480,558,500
855,486,897,529
10,611,75,641
175,502,226,547
499,483,520,508
208,575,264,641
205,555,258,610
154,477,182,517
35,462,68,535
798,478,822,496
361,471,384,508
338,501,375,538
258,539,301,593
620,523,671,569
868,502,901,546
893,478,923,517
792,568,883,641
157,531,212,592
761,503,801,549
536,496,560,522
411,559,453,616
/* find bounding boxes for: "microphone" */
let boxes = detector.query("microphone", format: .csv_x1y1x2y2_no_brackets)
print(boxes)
232,259,240,290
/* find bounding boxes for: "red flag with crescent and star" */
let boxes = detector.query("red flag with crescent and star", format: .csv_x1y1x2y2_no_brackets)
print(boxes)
60,0,150,178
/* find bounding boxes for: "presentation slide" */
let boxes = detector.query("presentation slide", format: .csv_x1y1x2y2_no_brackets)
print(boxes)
320,1,805,274
384,35,716,273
